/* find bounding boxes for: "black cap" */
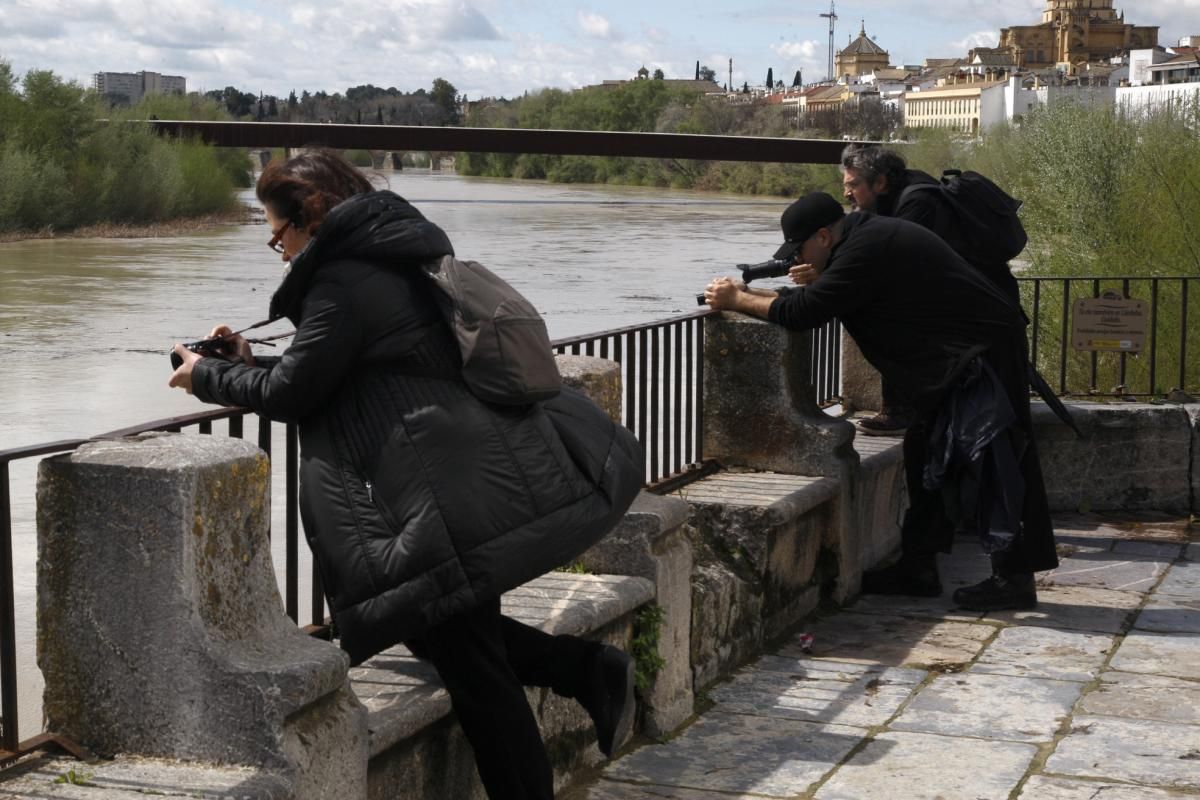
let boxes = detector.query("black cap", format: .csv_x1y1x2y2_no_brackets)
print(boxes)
772,192,846,260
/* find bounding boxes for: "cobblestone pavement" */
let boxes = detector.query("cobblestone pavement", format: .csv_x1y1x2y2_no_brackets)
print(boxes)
564,514,1200,800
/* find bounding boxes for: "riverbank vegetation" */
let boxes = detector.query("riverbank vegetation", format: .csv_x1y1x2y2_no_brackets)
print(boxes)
0,62,251,236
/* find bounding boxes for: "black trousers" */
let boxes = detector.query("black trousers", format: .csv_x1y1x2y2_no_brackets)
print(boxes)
409,597,599,800
899,351,1057,575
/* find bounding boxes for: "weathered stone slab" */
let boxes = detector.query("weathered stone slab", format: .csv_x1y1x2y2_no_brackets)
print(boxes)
969,627,1116,682
777,613,994,669
1041,553,1170,593
0,754,291,800
1018,775,1185,800
1051,513,1192,543
890,673,1084,742
985,585,1142,634
36,434,366,800
702,312,857,477
1032,402,1192,513
1154,561,1200,597
1109,630,1200,679
1046,714,1200,789
1054,535,1113,556
603,712,864,797
575,781,775,800
813,731,1037,800
1077,671,1200,725
580,492,695,738
708,655,924,727
1132,595,1200,634
556,355,621,422
685,472,830,686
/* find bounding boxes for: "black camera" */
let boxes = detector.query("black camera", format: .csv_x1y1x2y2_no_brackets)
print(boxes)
169,337,231,370
696,258,794,305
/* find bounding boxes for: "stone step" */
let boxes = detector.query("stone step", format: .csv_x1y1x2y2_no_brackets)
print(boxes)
352,572,656,759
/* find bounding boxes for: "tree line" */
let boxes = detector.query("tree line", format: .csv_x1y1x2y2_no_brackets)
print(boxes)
0,61,249,234
202,78,463,126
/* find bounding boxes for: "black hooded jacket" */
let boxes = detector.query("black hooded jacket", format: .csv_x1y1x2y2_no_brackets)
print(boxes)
192,191,642,664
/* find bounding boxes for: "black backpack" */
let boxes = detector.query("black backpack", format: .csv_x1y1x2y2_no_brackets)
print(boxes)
899,170,1028,266
421,255,562,406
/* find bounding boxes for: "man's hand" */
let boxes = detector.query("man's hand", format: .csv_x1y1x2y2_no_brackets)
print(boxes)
789,263,819,286
703,276,743,310
702,277,778,321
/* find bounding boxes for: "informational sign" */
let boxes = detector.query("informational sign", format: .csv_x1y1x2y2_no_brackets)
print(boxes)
1071,291,1147,352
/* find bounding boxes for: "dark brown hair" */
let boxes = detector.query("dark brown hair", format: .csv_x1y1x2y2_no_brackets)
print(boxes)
256,149,376,234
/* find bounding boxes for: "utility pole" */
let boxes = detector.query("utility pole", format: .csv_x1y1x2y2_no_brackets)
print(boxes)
729,58,733,94
820,0,838,82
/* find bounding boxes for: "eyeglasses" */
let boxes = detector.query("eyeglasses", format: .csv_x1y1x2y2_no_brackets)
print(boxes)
268,220,291,253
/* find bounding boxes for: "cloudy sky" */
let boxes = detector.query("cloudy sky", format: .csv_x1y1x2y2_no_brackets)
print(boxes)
2,0,1199,100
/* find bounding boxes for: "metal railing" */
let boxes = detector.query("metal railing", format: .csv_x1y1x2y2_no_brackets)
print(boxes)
1020,275,1199,397
0,305,850,761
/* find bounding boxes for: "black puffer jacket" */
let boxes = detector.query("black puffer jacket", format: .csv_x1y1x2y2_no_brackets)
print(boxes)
193,191,642,664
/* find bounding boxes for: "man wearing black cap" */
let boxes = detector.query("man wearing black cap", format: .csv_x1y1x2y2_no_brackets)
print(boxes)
702,192,1057,611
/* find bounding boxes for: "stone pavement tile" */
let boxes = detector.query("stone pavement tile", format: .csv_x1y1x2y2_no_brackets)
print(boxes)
1018,775,1184,800
813,731,1037,800
1077,671,1200,726
1154,561,1200,597
603,712,864,797
1112,540,1185,559
1132,595,1200,634
776,613,995,669
571,780,774,799
1109,630,1200,680
890,673,1084,742
985,584,1142,634
1041,552,1171,593
1046,714,1200,790
708,656,925,727
846,592,985,622
969,626,1115,682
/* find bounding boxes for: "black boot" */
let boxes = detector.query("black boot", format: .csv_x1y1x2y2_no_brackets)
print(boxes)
953,553,1037,611
575,645,636,758
861,552,942,597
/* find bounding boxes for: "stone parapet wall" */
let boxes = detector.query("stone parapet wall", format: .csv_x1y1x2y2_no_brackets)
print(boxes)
1032,402,1199,513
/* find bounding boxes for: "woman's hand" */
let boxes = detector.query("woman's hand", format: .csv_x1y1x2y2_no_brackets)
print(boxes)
207,325,255,366
167,344,201,394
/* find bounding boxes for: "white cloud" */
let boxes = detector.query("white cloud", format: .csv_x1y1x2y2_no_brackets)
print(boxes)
952,30,999,51
578,10,614,39
774,40,819,61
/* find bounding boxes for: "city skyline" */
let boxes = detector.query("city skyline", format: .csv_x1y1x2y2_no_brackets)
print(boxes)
2,0,1199,101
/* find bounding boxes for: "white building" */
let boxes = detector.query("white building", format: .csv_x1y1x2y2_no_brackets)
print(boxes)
92,70,186,103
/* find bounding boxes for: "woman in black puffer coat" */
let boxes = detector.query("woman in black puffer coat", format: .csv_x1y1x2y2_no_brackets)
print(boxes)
168,150,643,800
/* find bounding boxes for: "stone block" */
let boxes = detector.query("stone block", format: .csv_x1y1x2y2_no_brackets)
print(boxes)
36,433,366,799
702,313,856,477
681,472,831,688
556,355,621,422
837,328,882,414
1032,402,1192,512
579,492,695,737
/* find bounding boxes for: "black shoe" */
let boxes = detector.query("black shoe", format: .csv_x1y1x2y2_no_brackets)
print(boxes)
856,412,908,437
577,645,636,758
952,573,1037,611
861,556,942,597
